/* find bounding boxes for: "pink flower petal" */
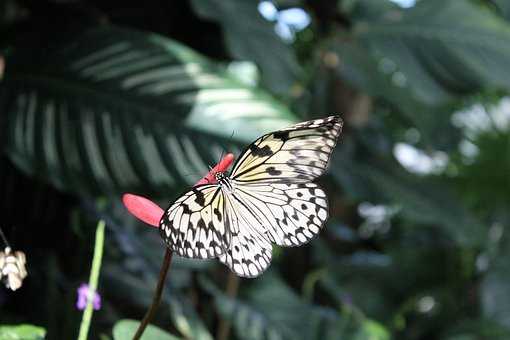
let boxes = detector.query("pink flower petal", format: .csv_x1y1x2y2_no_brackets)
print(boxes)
122,194,164,227
195,153,234,186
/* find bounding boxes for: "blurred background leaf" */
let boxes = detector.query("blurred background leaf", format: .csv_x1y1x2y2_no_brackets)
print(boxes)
0,26,297,197
0,324,46,340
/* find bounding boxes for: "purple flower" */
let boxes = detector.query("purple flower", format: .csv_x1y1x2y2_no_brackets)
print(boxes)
76,283,101,310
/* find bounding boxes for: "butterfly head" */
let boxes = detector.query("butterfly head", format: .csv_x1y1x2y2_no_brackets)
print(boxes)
214,171,226,182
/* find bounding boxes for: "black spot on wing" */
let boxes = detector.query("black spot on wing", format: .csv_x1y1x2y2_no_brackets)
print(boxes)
214,208,222,222
197,219,206,230
273,130,290,141
193,188,205,206
249,144,273,157
182,204,191,215
266,166,282,176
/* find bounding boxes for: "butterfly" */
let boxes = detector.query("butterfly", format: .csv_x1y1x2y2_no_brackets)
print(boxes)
160,116,343,277
0,247,28,291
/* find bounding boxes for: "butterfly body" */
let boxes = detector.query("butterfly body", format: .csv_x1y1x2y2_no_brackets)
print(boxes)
215,171,233,192
160,116,342,277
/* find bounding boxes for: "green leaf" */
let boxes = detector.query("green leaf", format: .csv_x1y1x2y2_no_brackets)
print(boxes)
112,320,181,340
0,324,46,340
0,26,297,197
189,0,300,93
353,0,510,104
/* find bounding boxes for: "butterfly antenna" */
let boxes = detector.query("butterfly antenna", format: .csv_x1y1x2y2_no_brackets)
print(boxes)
216,129,236,167
226,129,236,155
0,226,10,248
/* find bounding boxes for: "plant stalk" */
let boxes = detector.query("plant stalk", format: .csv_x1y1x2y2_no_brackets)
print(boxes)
132,248,173,340
77,220,105,340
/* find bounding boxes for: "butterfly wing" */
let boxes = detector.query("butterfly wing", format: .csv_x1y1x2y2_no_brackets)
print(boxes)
217,182,327,277
159,185,231,259
230,116,342,183
218,192,273,277
232,182,328,247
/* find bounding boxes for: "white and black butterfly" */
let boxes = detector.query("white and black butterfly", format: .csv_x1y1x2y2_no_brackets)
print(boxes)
0,247,27,291
160,116,343,277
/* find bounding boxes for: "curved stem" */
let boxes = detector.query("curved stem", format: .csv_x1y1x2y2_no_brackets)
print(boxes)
132,248,173,340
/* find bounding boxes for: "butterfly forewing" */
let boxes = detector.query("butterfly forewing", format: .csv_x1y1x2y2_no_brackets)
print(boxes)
160,185,231,259
230,116,342,183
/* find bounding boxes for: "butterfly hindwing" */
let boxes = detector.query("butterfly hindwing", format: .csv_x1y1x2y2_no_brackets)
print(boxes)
159,185,231,259
218,193,272,278
232,182,328,247
230,116,342,183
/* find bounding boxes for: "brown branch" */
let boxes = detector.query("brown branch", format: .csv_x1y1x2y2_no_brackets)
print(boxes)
132,248,173,340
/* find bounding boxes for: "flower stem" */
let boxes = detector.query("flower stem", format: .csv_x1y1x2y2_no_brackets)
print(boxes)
132,248,173,340
77,220,105,340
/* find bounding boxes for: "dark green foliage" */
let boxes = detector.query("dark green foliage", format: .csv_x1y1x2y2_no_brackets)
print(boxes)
0,0,509,339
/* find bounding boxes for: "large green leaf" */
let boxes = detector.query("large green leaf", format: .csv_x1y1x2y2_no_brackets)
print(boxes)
351,0,510,105
0,26,297,197
190,0,301,93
